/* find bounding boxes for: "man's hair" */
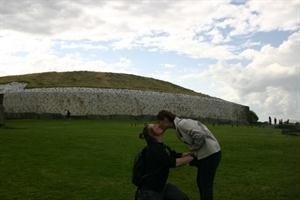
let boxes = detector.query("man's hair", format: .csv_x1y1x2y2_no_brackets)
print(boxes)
157,110,176,122
139,126,156,144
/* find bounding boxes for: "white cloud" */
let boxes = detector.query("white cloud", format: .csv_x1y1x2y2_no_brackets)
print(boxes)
162,64,176,69
58,42,108,51
188,31,300,121
1,0,299,59
0,32,137,76
246,0,300,32
0,0,237,60
212,0,300,36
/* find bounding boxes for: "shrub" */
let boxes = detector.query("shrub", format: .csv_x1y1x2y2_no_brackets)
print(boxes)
247,110,259,123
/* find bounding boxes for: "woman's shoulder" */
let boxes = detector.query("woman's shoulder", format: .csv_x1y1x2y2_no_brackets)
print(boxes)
176,118,197,130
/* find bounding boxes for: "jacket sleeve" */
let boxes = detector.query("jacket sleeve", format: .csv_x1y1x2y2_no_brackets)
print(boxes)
189,130,206,151
169,148,182,158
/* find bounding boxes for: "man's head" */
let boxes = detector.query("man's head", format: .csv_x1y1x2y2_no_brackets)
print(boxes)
156,110,176,130
139,123,164,144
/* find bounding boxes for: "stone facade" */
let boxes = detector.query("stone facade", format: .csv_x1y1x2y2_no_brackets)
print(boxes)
0,93,4,126
0,83,249,123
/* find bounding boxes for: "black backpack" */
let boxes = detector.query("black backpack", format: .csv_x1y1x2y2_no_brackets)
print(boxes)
132,147,147,187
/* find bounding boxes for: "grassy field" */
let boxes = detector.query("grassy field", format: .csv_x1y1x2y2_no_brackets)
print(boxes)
0,71,209,97
0,119,299,200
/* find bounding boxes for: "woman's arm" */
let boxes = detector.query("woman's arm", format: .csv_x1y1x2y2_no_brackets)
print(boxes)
178,119,206,151
189,130,206,151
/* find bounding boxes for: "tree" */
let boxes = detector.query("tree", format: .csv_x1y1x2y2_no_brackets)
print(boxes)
248,110,259,123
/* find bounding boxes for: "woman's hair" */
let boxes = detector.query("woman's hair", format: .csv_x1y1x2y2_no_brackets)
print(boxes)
156,110,176,122
139,126,156,144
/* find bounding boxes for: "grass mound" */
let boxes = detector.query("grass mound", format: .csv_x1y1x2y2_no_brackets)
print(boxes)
0,71,209,97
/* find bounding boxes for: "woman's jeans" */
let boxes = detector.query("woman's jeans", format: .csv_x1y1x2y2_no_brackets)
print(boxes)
190,151,221,200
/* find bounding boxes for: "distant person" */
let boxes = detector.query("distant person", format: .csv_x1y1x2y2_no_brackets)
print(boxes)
131,116,138,127
133,124,193,200
66,110,71,119
269,116,272,125
274,118,277,125
155,110,221,200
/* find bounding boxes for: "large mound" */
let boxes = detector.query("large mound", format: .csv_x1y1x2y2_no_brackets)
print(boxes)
0,71,210,97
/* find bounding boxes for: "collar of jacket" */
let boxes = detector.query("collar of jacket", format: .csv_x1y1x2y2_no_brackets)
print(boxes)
174,117,182,128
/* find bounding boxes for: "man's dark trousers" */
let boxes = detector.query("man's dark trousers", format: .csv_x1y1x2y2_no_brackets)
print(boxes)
135,183,189,200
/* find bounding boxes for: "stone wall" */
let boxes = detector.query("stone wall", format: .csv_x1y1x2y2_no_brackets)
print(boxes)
0,82,250,123
0,93,4,126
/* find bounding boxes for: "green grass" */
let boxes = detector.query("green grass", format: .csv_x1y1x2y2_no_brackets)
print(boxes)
0,119,299,200
0,71,209,97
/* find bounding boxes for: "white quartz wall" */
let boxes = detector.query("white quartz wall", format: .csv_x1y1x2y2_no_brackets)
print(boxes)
1,84,249,122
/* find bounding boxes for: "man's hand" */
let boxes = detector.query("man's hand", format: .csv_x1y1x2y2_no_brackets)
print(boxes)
176,155,194,167
182,152,192,157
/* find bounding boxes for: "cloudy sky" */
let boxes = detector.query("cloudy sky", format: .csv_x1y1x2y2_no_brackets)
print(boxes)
0,0,299,121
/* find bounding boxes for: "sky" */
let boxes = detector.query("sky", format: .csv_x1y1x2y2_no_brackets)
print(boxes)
0,0,299,122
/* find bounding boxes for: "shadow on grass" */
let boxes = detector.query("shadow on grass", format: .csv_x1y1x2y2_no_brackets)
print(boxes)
0,125,27,130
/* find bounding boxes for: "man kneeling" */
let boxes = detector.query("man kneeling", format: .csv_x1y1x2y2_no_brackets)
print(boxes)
134,124,193,200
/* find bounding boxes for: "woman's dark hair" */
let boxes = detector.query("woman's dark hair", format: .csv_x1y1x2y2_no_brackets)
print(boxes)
156,110,176,122
139,126,156,144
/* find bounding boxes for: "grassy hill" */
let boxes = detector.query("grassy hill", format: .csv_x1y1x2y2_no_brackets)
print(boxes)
0,71,210,97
